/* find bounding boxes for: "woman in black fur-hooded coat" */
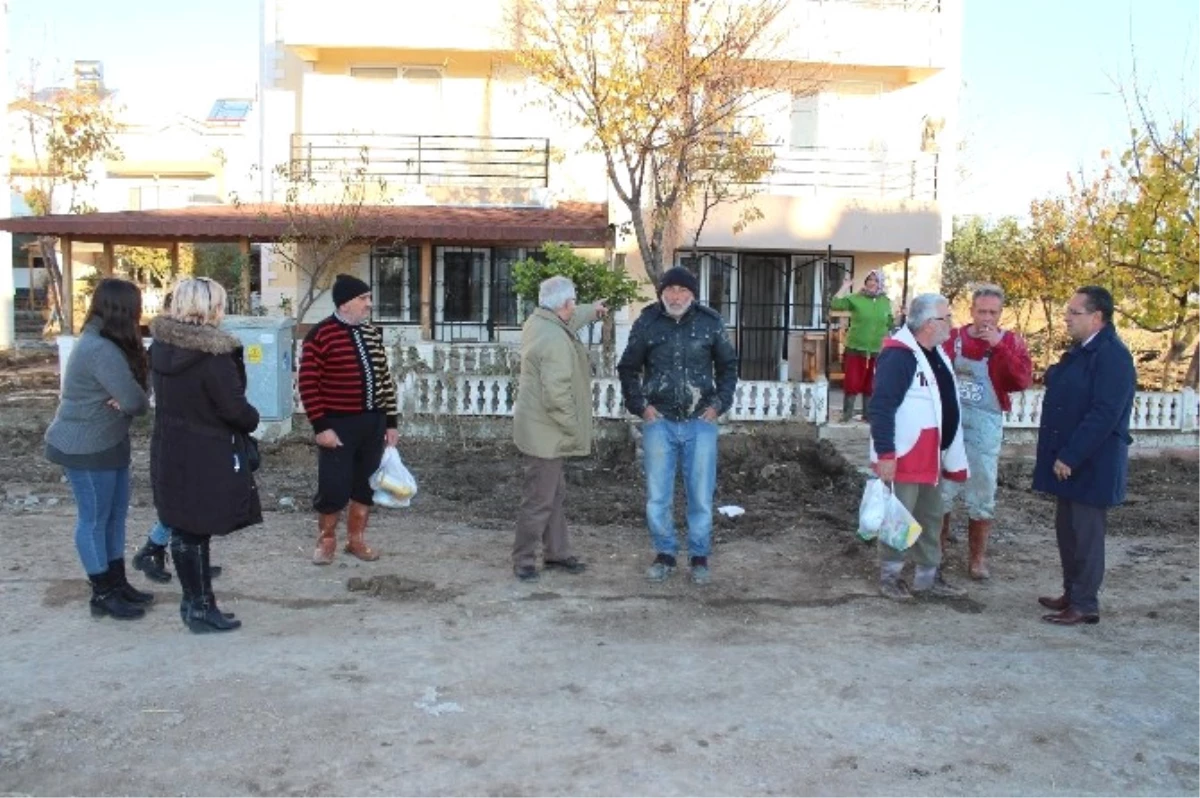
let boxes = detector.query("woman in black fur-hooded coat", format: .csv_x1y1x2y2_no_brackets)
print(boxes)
149,278,261,633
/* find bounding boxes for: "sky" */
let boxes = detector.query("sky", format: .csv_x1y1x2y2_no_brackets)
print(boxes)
5,0,1198,218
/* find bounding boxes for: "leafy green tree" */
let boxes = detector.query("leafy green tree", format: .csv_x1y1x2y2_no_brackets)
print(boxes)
512,242,647,368
942,215,1025,304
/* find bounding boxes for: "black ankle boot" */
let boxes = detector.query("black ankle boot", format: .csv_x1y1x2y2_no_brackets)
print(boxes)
132,540,173,583
88,569,146,620
109,559,154,604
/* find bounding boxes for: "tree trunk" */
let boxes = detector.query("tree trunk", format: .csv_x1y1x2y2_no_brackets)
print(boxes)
1184,343,1200,388
38,237,65,337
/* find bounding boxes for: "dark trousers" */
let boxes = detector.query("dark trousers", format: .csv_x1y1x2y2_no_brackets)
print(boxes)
1055,497,1107,614
313,413,386,514
513,455,571,569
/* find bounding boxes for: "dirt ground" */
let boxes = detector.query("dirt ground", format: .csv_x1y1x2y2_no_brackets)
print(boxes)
0,348,1197,796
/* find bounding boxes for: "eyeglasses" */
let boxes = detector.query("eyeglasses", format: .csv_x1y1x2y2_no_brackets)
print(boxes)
931,315,952,322
1065,308,1094,317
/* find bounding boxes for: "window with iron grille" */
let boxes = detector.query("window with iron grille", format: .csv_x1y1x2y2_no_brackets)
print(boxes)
677,251,738,327
371,244,421,323
791,254,852,329
491,247,544,328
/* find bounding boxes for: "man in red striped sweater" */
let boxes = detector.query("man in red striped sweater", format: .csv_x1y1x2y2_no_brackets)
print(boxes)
299,273,399,565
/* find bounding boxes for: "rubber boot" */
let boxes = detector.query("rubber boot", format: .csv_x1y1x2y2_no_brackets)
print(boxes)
879,560,911,602
88,569,146,620
842,392,857,423
172,536,240,633
132,539,173,583
312,512,339,565
968,519,992,580
344,501,380,561
109,558,154,604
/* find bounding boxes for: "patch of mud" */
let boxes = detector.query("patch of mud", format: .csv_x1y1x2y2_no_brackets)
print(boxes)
345,574,457,603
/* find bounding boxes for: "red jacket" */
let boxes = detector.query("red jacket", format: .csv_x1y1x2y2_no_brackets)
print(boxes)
942,326,1033,412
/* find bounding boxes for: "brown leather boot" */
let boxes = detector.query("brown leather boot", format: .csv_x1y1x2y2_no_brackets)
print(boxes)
312,512,339,565
967,518,992,580
344,501,380,561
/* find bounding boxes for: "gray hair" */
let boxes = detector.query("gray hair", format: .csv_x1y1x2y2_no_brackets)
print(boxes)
972,283,1006,303
538,276,576,311
906,293,948,331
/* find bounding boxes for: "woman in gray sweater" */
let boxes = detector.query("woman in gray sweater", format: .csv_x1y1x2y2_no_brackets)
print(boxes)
45,278,151,620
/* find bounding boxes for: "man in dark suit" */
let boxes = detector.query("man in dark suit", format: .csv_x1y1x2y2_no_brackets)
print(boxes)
1032,286,1135,625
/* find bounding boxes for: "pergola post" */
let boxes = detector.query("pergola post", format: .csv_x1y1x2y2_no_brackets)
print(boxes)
168,241,180,276
60,237,74,334
102,241,116,276
239,238,252,312
420,242,433,340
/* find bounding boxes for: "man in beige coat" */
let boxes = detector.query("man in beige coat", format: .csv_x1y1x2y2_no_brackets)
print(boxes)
512,276,607,581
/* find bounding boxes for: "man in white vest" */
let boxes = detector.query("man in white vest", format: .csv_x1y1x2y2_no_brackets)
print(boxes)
868,293,970,601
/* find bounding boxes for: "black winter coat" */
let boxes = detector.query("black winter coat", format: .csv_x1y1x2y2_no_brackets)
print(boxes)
149,316,262,536
617,301,739,420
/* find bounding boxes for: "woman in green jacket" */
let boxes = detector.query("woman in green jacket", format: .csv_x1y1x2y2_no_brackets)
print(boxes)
830,269,893,421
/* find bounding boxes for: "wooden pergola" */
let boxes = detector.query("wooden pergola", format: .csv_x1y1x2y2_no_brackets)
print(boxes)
0,202,611,333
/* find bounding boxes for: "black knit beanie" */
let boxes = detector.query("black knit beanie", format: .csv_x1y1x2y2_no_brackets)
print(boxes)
332,273,371,307
658,266,700,297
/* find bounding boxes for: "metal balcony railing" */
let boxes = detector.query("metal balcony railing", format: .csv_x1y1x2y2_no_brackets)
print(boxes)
747,146,940,202
289,134,551,187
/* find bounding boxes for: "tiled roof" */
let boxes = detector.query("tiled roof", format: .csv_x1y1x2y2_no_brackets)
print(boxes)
0,202,611,246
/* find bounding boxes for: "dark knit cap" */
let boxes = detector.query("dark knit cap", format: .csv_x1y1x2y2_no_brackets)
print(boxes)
658,266,700,297
332,273,371,307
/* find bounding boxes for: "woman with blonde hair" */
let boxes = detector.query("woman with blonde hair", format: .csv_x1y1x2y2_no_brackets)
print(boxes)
149,277,262,633
45,278,152,619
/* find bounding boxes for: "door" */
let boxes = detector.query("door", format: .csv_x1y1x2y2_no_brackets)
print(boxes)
737,254,789,380
434,247,490,342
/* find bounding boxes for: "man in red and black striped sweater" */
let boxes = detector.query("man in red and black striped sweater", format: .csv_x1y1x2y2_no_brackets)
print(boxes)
299,273,399,565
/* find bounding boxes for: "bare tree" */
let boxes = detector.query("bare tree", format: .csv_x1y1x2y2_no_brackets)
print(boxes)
510,0,820,282
10,66,122,333
243,148,390,323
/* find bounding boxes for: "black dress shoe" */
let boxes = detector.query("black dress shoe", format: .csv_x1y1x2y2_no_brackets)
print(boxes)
1042,608,1100,625
544,557,587,574
1038,594,1069,611
514,566,539,582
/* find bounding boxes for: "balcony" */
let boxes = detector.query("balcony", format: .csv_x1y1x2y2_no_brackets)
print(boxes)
289,134,551,188
276,0,509,52
771,0,953,70
752,147,939,202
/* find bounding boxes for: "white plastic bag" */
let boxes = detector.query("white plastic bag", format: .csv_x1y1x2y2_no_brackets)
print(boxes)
857,479,888,540
857,479,922,550
369,446,418,508
879,488,922,550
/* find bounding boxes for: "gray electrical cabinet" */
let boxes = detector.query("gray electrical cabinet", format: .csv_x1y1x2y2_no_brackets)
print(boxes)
220,316,297,421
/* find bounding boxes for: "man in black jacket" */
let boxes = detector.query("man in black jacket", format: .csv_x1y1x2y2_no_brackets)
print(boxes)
618,267,738,585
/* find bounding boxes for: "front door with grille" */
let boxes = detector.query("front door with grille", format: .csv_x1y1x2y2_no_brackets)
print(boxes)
737,254,789,380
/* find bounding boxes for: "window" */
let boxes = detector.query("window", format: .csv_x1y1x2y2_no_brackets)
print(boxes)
372,245,421,323
350,66,400,80
677,251,738,327
791,254,852,329
789,93,819,150
492,247,543,328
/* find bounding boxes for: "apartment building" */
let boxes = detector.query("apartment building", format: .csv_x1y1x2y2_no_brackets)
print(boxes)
259,0,960,378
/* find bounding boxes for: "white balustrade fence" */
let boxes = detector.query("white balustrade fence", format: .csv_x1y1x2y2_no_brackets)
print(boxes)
1003,388,1199,431
392,373,830,423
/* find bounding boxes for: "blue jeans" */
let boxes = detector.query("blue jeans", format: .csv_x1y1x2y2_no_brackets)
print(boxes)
148,520,171,546
64,467,131,576
642,418,718,559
